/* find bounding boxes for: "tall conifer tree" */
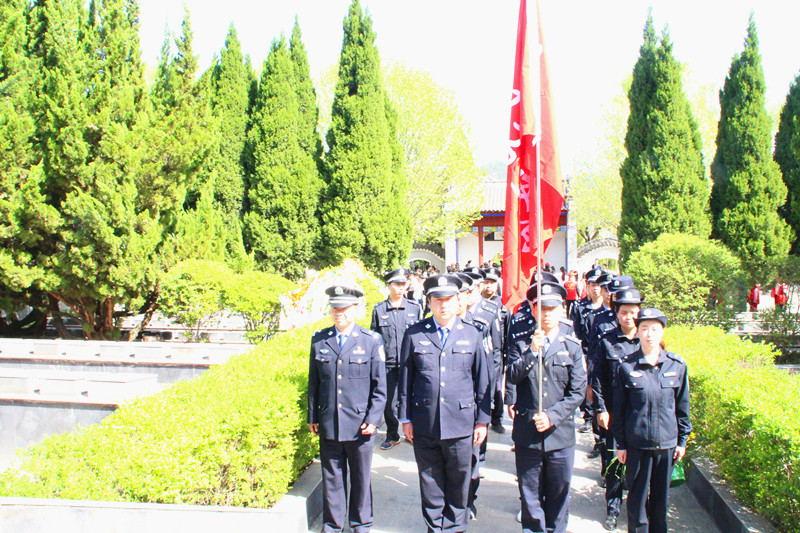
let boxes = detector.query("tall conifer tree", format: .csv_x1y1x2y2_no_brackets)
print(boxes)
244,38,323,279
775,72,800,252
321,0,412,271
0,0,58,321
618,16,710,264
209,25,248,218
710,16,792,265
289,18,322,162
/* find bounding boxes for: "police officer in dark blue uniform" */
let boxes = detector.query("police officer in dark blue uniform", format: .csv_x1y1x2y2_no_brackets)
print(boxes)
613,308,691,533
507,282,587,533
371,268,423,450
308,285,388,533
591,288,643,531
398,274,492,533
477,267,509,433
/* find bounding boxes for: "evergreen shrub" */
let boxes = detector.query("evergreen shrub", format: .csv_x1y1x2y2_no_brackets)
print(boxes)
625,233,746,325
667,326,800,530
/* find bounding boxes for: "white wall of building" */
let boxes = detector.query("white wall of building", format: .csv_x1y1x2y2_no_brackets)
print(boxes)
446,227,570,270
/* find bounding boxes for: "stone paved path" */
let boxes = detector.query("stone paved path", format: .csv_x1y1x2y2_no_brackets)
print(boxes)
310,414,716,532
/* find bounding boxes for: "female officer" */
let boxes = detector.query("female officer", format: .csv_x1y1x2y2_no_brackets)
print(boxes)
612,308,691,533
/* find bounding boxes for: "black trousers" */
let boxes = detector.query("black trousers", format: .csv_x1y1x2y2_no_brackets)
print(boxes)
383,366,401,441
320,435,374,533
600,428,623,517
490,367,504,425
515,446,574,533
413,433,473,533
625,448,673,533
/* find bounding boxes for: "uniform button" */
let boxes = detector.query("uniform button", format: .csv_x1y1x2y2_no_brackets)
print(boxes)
441,398,445,403
441,366,446,371
543,393,548,397
441,382,445,387
338,403,342,408
338,389,342,394
544,377,548,382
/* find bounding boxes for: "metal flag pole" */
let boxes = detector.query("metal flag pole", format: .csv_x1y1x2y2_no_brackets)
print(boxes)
535,139,544,416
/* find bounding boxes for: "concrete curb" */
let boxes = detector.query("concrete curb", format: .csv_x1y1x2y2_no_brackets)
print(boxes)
687,456,777,533
0,459,323,533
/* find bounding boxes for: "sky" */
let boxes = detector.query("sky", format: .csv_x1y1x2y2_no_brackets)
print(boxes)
137,0,800,176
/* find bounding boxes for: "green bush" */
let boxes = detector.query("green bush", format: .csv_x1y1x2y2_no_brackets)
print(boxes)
159,260,295,343
667,325,800,530
625,233,746,325
159,260,231,341
0,262,382,507
224,270,295,343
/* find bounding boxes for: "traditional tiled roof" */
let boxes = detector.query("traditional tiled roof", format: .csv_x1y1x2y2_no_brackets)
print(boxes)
483,180,506,212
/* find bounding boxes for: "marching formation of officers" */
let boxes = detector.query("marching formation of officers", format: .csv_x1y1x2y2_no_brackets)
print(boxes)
307,265,691,533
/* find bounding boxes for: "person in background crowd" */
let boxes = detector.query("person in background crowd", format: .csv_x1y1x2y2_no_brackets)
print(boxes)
560,266,567,282
592,288,643,531
564,271,578,316
308,285,387,533
371,269,423,451
772,279,788,310
747,283,761,312
613,308,691,533
398,274,491,533
480,266,508,434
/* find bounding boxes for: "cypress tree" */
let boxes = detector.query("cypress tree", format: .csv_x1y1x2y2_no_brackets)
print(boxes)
0,0,58,314
618,16,710,264
289,18,322,162
710,16,792,265
775,72,800,252
209,25,248,218
321,0,412,271
244,37,323,279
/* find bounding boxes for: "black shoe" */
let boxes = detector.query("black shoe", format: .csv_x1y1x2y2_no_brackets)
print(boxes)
599,477,606,488
491,422,506,434
603,514,617,531
379,438,400,451
587,444,601,459
468,504,478,520
577,420,593,433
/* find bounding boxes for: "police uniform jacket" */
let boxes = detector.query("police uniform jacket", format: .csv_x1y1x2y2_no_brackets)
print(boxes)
591,327,640,415
307,325,387,441
506,332,587,451
504,312,575,406
398,316,491,440
612,350,691,451
371,299,422,367
586,307,616,368
469,298,503,376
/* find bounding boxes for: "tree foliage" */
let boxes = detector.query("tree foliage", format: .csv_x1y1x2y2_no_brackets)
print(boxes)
710,16,793,268
618,15,710,265
244,37,323,279
775,72,800,253
320,0,412,272
383,64,482,243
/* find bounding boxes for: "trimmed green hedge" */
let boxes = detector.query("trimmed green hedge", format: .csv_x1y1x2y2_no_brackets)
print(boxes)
667,326,800,530
0,264,384,507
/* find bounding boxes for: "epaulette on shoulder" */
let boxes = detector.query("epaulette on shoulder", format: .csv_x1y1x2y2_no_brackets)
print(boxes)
665,351,685,364
559,317,574,326
312,327,333,341
561,334,582,346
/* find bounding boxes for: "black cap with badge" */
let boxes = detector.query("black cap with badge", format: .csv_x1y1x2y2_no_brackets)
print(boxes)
635,307,667,327
455,273,475,292
325,285,364,308
614,288,643,305
525,282,567,307
423,274,463,298
530,270,561,285
587,267,605,283
384,268,410,284
482,267,501,282
609,275,635,294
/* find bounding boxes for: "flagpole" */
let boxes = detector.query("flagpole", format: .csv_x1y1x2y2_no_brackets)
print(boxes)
535,138,544,416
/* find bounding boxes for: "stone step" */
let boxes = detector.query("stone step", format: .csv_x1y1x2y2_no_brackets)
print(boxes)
0,369,161,406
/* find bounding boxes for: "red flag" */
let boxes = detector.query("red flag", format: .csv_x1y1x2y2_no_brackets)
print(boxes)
502,0,564,309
